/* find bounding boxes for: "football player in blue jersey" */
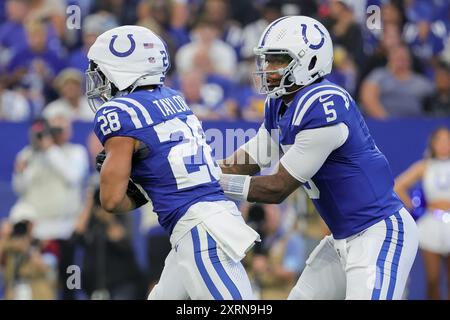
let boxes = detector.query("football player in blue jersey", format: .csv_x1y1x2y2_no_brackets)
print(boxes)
219,16,419,300
86,26,259,300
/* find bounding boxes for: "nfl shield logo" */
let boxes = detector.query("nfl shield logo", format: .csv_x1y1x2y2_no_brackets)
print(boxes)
148,57,156,63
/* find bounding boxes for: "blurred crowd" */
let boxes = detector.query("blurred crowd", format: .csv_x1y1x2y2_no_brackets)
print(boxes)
0,0,449,300
0,0,449,122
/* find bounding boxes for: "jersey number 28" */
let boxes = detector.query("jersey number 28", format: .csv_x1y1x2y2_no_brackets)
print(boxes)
154,115,220,189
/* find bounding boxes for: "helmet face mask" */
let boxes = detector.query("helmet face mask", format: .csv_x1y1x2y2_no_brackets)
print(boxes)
253,49,299,98
86,61,117,112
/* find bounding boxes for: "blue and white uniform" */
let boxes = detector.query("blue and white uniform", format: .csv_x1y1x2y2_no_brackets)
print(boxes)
94,86,259,300
242,79,419,299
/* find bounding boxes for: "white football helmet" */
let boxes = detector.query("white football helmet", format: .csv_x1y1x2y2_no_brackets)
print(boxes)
254,16,333,98
86,25,170,111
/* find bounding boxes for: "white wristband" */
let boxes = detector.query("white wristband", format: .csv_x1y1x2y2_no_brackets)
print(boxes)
219,174,251,202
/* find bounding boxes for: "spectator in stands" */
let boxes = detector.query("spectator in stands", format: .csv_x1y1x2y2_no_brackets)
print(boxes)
68,13,118,74
6,20,65,112
202,0,243,60
0,202,58,300
175,17,237,79
424,62,450,116
362,1,404,57
233,2,283,120
27,0,66,39
323,0,365,67
43,68,92,122
0,76,31,121
395,127,450,300
358,23,423,95
0,0,64,73
91,0,137,26
167,0,191,50
240,1,282,61
12,116,89,299
238,1,282,84
245,204,306,300
136,0,165,35
175,70,238,120
327,45,357,96
403,14,447,76
0,0,30,70
136,0,179,71
360,44,434,118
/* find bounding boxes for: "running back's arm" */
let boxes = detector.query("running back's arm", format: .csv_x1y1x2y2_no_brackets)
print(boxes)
100,136,137,213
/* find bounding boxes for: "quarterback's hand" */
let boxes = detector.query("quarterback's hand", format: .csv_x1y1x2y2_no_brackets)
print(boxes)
95,150,106,172
126,179,149,209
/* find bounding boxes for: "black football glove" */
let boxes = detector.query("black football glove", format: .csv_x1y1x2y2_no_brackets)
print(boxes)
126,179,149,208
95,150,106,172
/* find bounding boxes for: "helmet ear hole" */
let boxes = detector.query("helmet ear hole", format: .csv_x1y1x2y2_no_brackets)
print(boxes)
308,55,317,71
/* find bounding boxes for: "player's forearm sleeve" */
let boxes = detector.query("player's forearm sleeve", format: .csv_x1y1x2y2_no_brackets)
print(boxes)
219,174,251,202
280,123,349,183
239,124,280,168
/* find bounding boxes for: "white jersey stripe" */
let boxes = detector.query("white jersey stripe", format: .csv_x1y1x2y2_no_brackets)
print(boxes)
292,84,351,126
101,101,143,129
380,215,398,299
292,89,351,126
115,97,154,125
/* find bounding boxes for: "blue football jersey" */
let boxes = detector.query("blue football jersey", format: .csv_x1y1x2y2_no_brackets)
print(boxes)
94,86,227,234
264,79,404,239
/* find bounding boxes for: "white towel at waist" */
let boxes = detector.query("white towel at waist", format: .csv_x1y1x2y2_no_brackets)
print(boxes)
170,200,260,263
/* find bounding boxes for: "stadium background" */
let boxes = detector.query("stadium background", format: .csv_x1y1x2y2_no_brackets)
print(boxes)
0,0,449,299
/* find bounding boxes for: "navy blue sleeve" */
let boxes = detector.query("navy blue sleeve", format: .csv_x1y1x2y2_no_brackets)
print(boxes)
290,89,352,133
94,102,142,146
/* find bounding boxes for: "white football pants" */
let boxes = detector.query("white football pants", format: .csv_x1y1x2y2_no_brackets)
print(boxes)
148,223,254,300
288,208,419,300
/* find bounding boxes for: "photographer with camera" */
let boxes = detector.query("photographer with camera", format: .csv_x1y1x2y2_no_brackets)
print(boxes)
12,114,89,299
0,202,58,299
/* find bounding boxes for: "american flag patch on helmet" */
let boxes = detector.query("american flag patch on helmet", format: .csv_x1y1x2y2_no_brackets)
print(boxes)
143,43,154,49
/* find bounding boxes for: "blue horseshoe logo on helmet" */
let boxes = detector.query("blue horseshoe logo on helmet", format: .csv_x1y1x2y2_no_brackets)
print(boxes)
301,24,325,50
109,34,136,57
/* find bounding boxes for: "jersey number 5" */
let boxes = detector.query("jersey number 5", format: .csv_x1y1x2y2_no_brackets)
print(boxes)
322,101,337,122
